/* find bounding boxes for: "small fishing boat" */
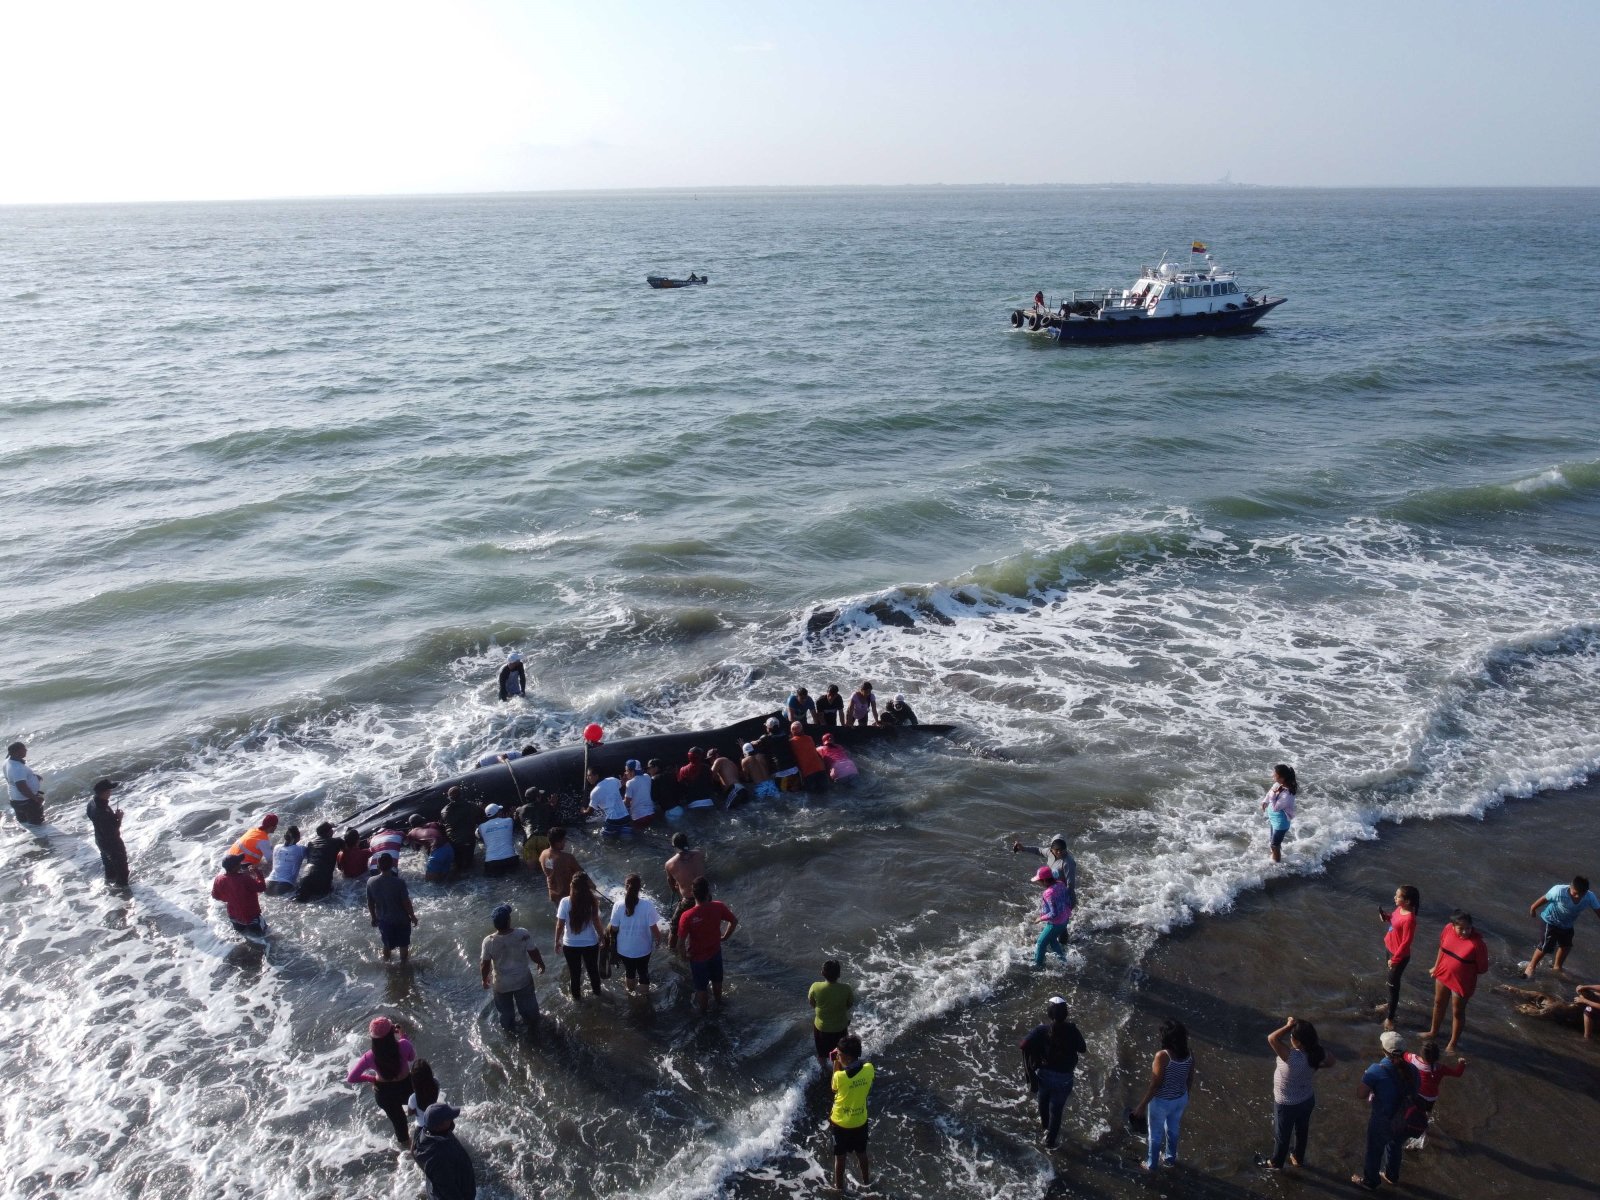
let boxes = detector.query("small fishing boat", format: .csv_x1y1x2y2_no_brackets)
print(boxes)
1010,246,1284,344
647,274,709,289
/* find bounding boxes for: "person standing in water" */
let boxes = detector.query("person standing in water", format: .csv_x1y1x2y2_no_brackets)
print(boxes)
607,873,665,996
538,826,581,908
211,853,268,937
1522,874,1600,979
85,779,129,886
1013,833,1077,902
497,651,526,701
366,853,418,964
827,1034,874,1191
441,786,484,874
1260,764,1297,863
413,1103,476,1198
1032,866,1073,966
808,959,855,1070
263,826,306,895
676,877,738,1014
845,681,878,727
1019,996,1087,1149
5,741,46,826
1256,1016,1334,1171
477,803,520,877
623,759,656,831
1379,885,1420,1030
1425,909,1489,1052
555,872,606,1001
480,903,546,1032
664,832,706,949
1129,1019,1197,1172
294,822,342,901
344,1016,416,1148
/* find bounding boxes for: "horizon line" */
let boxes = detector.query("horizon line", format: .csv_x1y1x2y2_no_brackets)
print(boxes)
5,180,1598,209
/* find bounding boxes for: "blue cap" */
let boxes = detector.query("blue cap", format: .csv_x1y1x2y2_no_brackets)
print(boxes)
423,1102,461,1130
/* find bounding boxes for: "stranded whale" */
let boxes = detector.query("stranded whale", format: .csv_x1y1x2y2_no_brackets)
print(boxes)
343,711,956,832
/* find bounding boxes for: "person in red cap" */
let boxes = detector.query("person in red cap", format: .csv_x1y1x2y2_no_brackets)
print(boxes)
1033,866,1072,967
345,1016,416,1147
816,733,858,784
229,813,279,875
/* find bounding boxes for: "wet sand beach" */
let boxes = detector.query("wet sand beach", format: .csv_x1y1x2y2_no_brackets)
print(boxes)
1040,782,1600,1199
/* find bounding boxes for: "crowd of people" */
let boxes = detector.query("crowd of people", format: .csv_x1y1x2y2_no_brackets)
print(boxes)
8,726,1599,1194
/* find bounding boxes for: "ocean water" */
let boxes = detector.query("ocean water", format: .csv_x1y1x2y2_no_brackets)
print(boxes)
2,186,1599,1198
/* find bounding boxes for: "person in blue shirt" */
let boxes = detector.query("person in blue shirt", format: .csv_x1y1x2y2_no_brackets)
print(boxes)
786,688,817,729
1522,875,1600,978
1351,1031,1421,1190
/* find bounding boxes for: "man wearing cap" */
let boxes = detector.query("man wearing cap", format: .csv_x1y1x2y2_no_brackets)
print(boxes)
753,719,801,792
879,694,919,728
85,778,129,886
497,651,526,702
1020,997,1088,1148
1014,833,1078,903
5,741,46,826
367,853,418,964
412,1102,476,1199
741,741,778,801
1353,1031,1422,1190
212,853,267,937
622,759,656,830
228,813,278,876
481,904,546,1032
477,803,520,876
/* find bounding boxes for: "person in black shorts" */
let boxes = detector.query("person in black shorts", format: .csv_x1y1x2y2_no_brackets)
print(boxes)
828,1034,874,1190
808,959,854,1069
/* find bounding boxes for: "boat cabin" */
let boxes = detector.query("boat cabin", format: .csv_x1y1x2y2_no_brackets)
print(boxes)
1111,256,1254,319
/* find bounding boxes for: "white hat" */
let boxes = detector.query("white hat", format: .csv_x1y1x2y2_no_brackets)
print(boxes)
507,652,522,663
485,803,503,817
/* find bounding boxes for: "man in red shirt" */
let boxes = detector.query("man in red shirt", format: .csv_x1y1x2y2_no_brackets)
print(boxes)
212,853,267,937
676,877,739,1013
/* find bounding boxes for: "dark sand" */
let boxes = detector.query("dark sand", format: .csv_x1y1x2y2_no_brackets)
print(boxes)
1042,782,1600,1199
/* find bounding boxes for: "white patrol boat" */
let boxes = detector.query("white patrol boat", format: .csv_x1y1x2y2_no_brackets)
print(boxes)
1010,246,1286,343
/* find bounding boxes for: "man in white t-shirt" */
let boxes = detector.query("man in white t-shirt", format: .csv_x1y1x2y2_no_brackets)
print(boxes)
5,742,45,825
478,803,521,877
480,903,546,1031
585,767,632,838
623,759,655,831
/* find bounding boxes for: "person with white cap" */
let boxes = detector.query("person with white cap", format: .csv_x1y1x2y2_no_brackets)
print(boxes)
477,803,520,876
1353,1030,1424,1189
480,903,545,1031
85,778,128,885
497,651,526,702
740,741,778,801
412,1101,476,1198
879,694,919,728
1019,996,1087,1149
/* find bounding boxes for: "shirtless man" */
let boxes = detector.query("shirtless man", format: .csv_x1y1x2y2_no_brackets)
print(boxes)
741,741,778,801
708,748,746,808
665,832,706,949
538,826,582,907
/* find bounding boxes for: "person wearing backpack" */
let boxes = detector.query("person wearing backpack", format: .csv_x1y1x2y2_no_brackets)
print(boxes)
1352,1030,1425,1190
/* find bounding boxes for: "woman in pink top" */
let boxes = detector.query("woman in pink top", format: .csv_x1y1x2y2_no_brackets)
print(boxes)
345,1016,417,1147
817,734,858,783
1426,910,1490,1052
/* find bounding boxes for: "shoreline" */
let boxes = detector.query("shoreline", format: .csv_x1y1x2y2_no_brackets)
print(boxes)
1047,781,1600,1198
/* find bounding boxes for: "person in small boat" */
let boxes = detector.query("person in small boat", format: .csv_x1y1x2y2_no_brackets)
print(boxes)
497,652,526,702
1033,290,1045,311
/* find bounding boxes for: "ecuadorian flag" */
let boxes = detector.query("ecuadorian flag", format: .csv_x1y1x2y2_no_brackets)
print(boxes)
1191,241,1208,254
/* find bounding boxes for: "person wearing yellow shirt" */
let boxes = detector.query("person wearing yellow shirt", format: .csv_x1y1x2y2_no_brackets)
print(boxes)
828,1034,874,1191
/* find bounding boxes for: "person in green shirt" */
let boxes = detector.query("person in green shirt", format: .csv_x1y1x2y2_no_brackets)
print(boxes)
828,1034,874,1191
808,959,855,1069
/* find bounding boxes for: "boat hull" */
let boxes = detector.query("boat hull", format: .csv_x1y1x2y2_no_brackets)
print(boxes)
1052,298,1285,343
647,276,707,289
343,712,954,831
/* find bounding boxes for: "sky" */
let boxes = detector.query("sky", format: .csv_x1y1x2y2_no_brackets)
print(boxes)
1,0,1596,203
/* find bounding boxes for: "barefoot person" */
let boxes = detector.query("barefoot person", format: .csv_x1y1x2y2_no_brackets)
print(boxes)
1257,1017,1333,1171
538,826,581,908
481,903,546,1032
827,1034,874,1191
1260,764,1297,864
1522,875,1600,979
663,832,705,948
1379,885,1419,1030
555,872,606,1001
1425,909,1489,1052
808,960,855,1070
676,877,738,1014
1019,996,1087,1150
607,874,665,996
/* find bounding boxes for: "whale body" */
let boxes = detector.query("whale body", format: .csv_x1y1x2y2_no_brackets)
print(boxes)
343,711,955,832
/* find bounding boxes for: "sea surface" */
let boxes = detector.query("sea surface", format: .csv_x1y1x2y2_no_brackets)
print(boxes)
2,186,1598,1199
